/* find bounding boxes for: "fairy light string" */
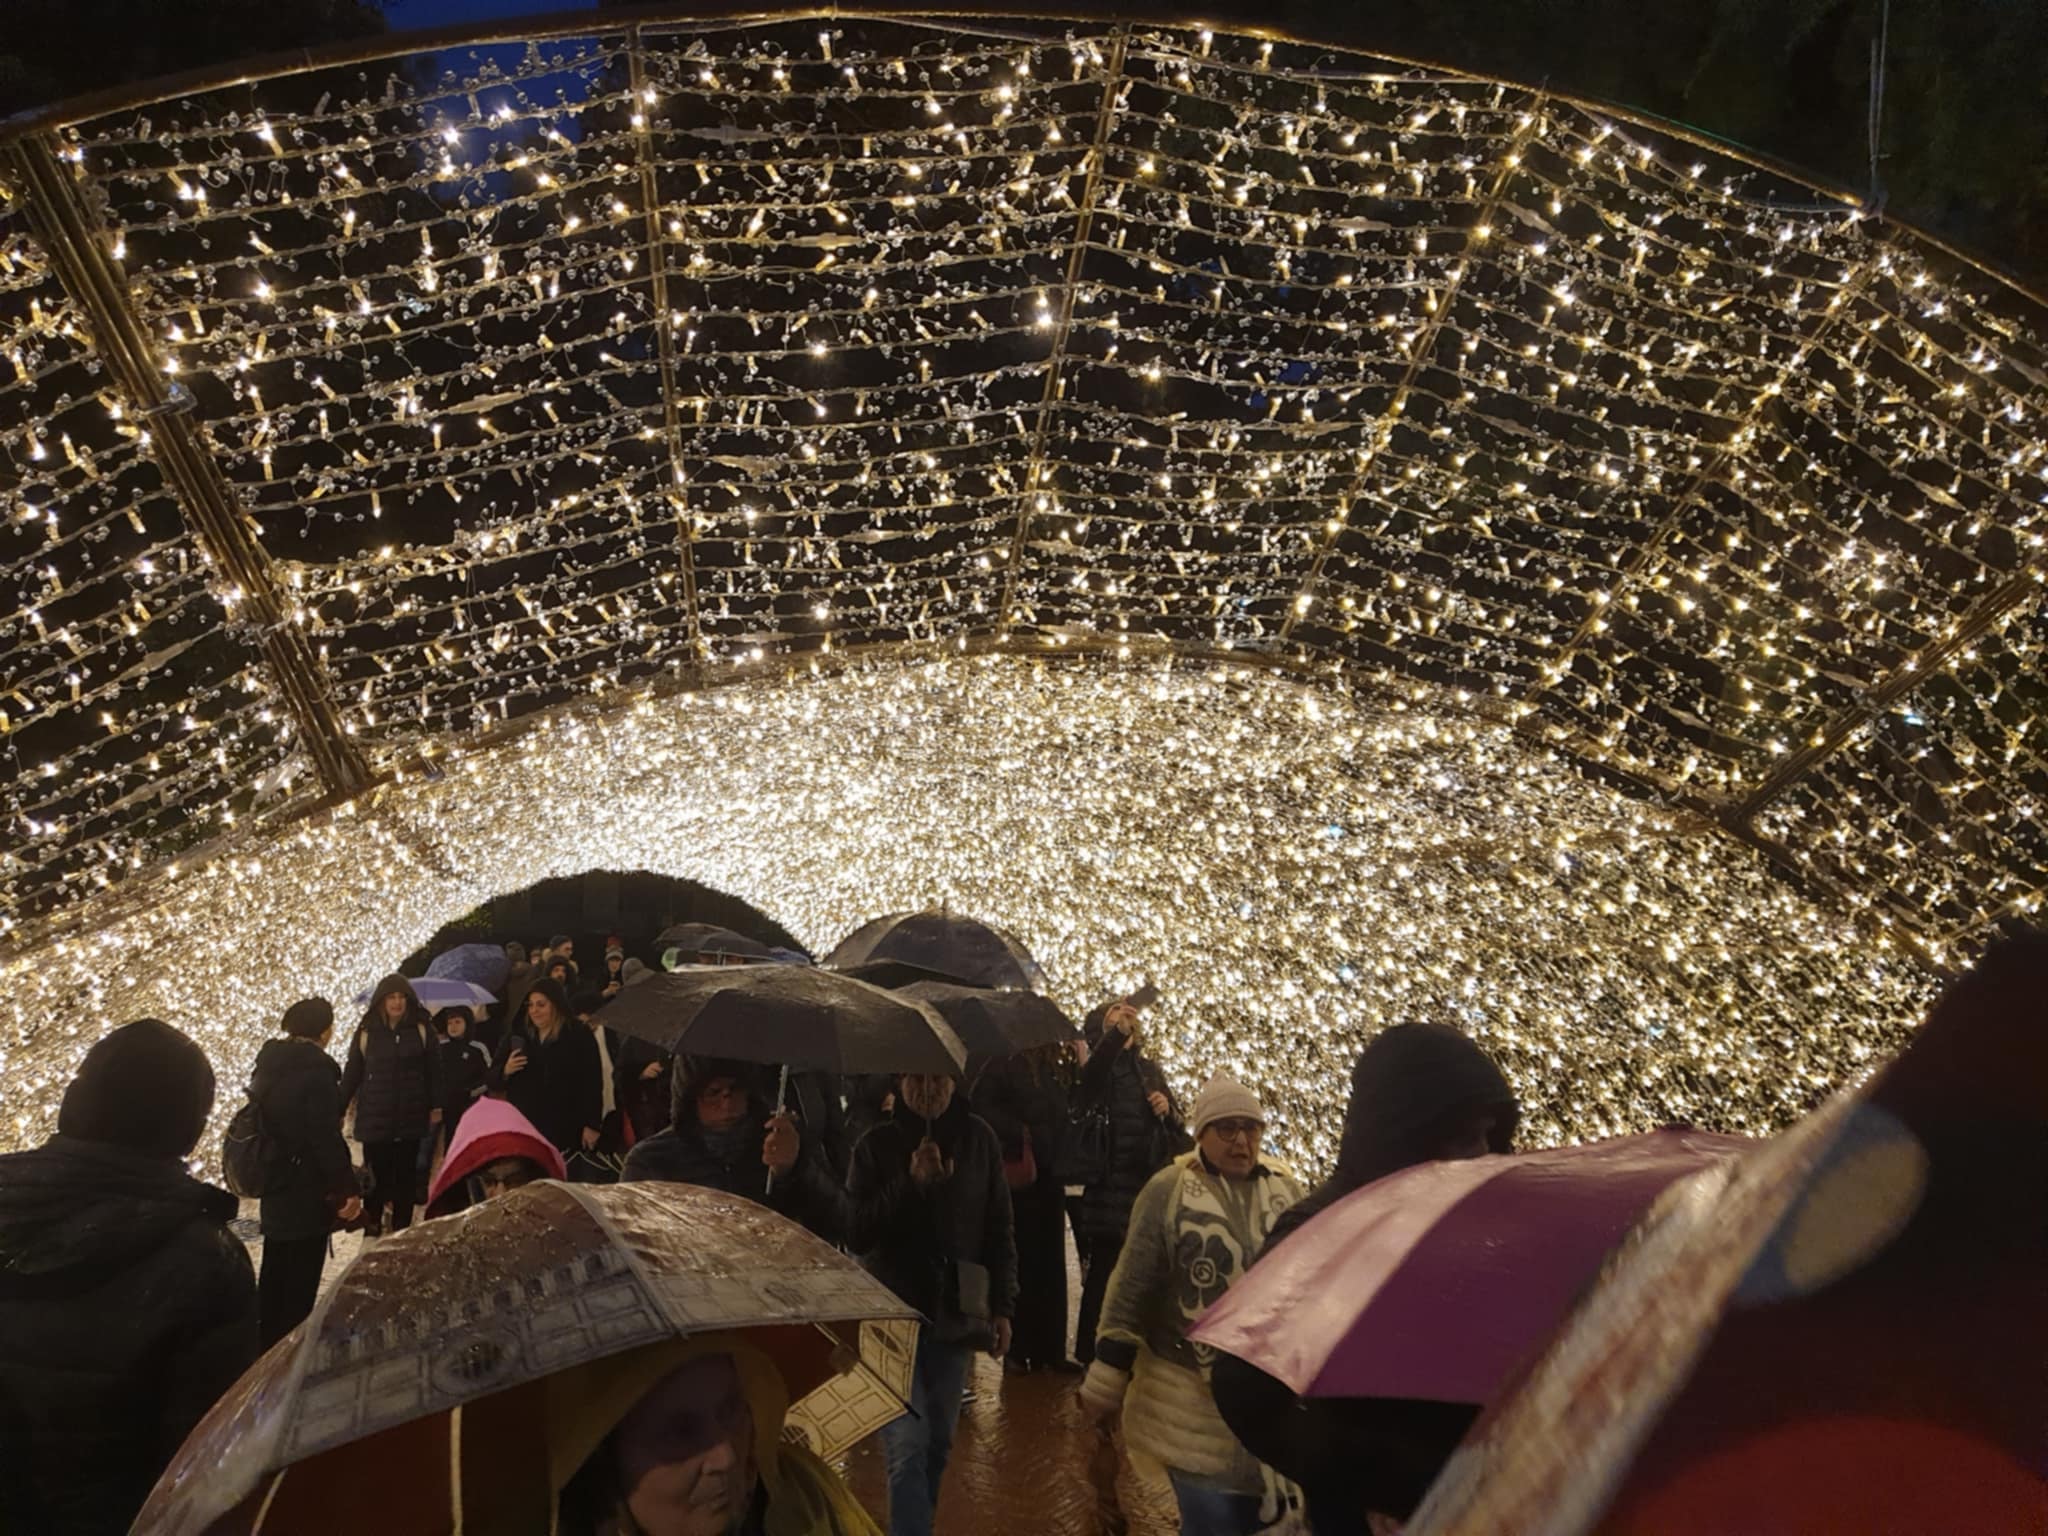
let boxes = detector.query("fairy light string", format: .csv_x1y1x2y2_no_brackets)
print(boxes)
0,14,2038,1165
0,656,1936,1173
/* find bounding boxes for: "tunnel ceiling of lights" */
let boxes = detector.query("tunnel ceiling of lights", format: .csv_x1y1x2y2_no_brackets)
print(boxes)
1,8,2044,1151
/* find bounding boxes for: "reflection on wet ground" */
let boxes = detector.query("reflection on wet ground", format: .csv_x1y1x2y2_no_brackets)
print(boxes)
240,1204,1180,1534
838,1352,1179,1536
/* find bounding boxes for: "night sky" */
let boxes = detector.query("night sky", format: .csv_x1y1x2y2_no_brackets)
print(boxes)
383,0,597,32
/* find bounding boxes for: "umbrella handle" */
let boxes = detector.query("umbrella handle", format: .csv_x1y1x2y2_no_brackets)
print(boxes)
765,1064,791,1196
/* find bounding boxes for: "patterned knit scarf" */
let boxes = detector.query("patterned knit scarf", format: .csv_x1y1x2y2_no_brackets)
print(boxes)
1164,1151,1304,1378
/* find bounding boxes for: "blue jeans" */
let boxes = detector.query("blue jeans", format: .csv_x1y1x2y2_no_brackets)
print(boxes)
1167,1467,1268,1536
879,1330,973,1536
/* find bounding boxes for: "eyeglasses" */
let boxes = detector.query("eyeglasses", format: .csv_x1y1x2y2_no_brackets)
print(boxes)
1208,1118,1262,1141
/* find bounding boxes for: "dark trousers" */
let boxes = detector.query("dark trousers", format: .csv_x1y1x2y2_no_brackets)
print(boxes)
1011,1176,1070,1367
1075,1227,1126,1365
362,1137,421,1235
259,1234,328,1348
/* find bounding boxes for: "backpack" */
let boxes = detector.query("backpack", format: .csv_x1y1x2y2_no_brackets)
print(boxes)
221,1091,274,1198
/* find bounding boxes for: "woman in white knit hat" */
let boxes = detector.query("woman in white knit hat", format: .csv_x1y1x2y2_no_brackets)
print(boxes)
1080,1072,1304,1535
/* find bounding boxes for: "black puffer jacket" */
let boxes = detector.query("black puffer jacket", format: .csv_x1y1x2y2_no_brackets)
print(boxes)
620,1060,843,1242
340,976,443,1143
1076,1028,1185,1246
251,1036,356,1243
1212,1023,1519,1527
846,1094,1018,1339
0,1136,258,1536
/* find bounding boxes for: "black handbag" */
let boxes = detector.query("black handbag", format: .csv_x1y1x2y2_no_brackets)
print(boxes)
1059,1101,1111,1186
934,1258,994,1348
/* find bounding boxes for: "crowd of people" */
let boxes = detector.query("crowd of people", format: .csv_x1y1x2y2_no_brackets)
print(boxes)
0,928,1533,1536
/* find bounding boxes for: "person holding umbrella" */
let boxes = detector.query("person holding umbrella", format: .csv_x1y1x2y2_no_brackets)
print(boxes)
341,975,444,1237
1208,1022,1519,1531
1080,1074,1304,1536
623,1057,843,1242
555,1336,884,1535
846,1070,1017,1536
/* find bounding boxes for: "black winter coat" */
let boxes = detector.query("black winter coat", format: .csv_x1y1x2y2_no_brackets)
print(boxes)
845,1097,1018,1338
492,1024,604,1153
340,1018,442,1144
1076,1030,1185,1246
0,1136,258,1536
251,1036,357,1243
972,1055,1068,1181
620,1062,843,1242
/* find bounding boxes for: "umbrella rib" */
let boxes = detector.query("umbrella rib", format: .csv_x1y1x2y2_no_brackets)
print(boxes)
449,1403,465,1534
249,1468,286,1533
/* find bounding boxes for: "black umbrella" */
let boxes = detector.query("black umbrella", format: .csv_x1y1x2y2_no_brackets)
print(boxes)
831,958,981,991
599,964,966,1078
823,910,1046,992
901,982,1079,1073
655,922,779,967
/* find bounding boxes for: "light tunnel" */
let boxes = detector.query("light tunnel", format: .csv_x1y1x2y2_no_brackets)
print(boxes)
4,7,2044,1168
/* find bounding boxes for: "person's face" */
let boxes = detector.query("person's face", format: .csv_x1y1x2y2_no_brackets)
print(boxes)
695,1076,748,1131
381,991,408,1023
1434,1111,1499,1163
615,1354,756,1536
445,1014,468,1040
528,991,560,1031
1199,1117,1263,1179
478,1158,540,1199
609,955,625,975
898,1074,955,1121
549,960,571,983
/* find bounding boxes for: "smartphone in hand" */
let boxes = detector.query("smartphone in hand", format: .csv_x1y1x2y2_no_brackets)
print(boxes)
1126,981,1160,1012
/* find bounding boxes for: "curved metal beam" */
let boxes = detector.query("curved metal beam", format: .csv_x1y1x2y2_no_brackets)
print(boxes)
1278,98,1547,644
994,25,1128,635
627,24,707,668
1,133,371,799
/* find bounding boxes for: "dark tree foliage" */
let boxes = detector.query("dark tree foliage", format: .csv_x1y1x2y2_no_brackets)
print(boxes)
1263,0,2048,287
2,0,2040,279
0,0,389,117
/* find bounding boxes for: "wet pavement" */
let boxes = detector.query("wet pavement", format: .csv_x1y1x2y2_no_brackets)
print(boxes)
837,1353,1179,1536
241,1205,1181,1533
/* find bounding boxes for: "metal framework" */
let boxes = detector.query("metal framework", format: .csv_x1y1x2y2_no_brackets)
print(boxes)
994,24,1129,635
1,6,2044,960
0,133,370,799
1277,102,1548,645
626,22,707,669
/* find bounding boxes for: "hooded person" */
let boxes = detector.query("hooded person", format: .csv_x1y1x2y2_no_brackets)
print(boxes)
1080,1074,1304,1536
252,997,362,1347
621,1058,842,1243
435,1003,494,1133
423,1096,568,1216
0,1020,259,1536
493,976,606,1158
340,974,445,1237
1210,1023,1519,1531
552,1333,882,1536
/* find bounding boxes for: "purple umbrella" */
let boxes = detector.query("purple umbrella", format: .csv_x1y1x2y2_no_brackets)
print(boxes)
424,942,510,991
1190,1128,1747,1405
